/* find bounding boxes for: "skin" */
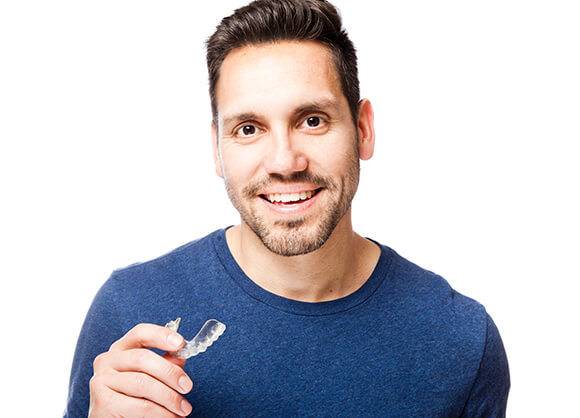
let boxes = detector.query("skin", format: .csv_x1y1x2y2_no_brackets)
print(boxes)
88,324,193,417
88,40,379,415
213,41,380,302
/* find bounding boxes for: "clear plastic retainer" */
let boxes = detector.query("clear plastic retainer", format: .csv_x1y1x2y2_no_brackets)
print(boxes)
165,318,226,359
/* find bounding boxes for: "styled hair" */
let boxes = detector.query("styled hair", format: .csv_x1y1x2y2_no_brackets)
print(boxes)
206,0,360,125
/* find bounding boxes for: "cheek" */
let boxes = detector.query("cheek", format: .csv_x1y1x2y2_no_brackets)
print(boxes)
311,126,358,165
311,142,356,174
220,145,263,181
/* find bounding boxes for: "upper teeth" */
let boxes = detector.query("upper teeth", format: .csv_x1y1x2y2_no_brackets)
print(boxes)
267,190,314,203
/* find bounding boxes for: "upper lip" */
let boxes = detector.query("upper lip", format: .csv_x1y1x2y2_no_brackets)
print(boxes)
259,185,321,195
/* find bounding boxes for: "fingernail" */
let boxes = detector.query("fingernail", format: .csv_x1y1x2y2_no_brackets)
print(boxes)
181,399,192,415
168,333,183,348
179,375,193,393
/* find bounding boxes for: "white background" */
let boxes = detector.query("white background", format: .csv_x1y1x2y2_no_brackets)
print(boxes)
1,0,578,416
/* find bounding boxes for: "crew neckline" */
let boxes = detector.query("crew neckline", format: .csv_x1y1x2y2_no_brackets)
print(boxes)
211,228,394,316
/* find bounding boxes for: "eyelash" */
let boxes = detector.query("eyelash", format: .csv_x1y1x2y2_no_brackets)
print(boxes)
232,115,328,138
235,124,261,137
300,116,323,128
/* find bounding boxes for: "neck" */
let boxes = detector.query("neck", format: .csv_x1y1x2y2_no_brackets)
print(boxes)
225,211,381,303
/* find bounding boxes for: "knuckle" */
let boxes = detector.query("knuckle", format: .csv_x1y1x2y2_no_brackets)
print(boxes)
88,375,100,392
138,398,157,415
89,377,111,409
92,352,107,371
138,397,150,412
163,362,181,381
167,389,183,409
89,374,112,396
133,322,151,336
109,323,151,351
133,322,145,333
108,340,120,351
109,336,125,351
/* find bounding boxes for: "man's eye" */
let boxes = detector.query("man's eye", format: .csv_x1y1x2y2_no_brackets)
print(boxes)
300,116,324,129
236,124,258,137
306,117,321,127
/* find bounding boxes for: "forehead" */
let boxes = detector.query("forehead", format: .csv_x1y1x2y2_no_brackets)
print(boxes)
215,41,345,119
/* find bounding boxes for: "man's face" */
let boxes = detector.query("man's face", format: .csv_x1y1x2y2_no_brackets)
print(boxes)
213,41,370,256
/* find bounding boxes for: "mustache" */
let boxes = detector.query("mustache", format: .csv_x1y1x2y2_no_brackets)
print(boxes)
243,172,337,198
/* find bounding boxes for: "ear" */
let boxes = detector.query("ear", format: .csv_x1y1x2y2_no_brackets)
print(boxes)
211,122,224,178
357,99,375,161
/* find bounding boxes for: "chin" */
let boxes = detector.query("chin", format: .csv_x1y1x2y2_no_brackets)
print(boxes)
255,218,337,257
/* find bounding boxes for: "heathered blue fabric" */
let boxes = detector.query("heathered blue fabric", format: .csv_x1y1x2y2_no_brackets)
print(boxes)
65,228,510,417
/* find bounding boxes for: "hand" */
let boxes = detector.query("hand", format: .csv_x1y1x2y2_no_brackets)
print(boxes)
88,323,194,417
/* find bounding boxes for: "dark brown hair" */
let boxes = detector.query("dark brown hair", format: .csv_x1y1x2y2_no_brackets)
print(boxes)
206,0,359,125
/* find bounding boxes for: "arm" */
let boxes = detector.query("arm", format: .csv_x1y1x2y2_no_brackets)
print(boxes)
64,277,193,417
461,314,511,417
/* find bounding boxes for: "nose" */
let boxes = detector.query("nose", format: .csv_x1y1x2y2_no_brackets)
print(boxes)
262,128,308,176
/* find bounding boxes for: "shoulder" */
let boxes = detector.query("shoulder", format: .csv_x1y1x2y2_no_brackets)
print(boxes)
78,228,227,335
379,245,491,366
104,228,225,291
384,246,487,321
113,228,224,275
376,245,509,410
88,228,227,329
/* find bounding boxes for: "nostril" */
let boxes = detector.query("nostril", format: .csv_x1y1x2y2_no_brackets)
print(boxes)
264,148,308,176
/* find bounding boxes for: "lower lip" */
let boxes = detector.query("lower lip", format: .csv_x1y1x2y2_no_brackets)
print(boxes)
260,190,321,214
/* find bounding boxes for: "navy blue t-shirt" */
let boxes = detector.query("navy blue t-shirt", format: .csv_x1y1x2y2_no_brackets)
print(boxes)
65,229,510,416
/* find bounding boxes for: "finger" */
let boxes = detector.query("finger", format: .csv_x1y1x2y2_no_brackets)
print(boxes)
163,352,187,368
107,371,193,417
90,383,187,418
95,348,193,395
110,323,184,352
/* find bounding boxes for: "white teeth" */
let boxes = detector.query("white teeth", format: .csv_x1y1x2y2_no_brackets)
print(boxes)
267,190,314,203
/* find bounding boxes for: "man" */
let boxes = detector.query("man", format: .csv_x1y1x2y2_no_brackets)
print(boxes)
66,0,510,416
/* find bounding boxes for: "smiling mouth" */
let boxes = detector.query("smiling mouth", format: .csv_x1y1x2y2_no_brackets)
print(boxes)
260,188,322,204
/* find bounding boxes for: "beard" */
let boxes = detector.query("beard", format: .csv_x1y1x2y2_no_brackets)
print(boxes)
223,151,360,257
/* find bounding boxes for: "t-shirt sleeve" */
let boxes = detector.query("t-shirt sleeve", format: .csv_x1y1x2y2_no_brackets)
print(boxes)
63,275,125,417
461,313,511,417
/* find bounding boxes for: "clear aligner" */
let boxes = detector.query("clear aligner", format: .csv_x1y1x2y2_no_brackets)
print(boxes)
165,318,226,359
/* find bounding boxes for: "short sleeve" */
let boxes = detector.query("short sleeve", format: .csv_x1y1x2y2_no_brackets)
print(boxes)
461,313,510,417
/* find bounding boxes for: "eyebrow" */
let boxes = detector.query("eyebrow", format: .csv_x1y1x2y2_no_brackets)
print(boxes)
221,97,342,128
222,112,261,128
295,97,341,115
